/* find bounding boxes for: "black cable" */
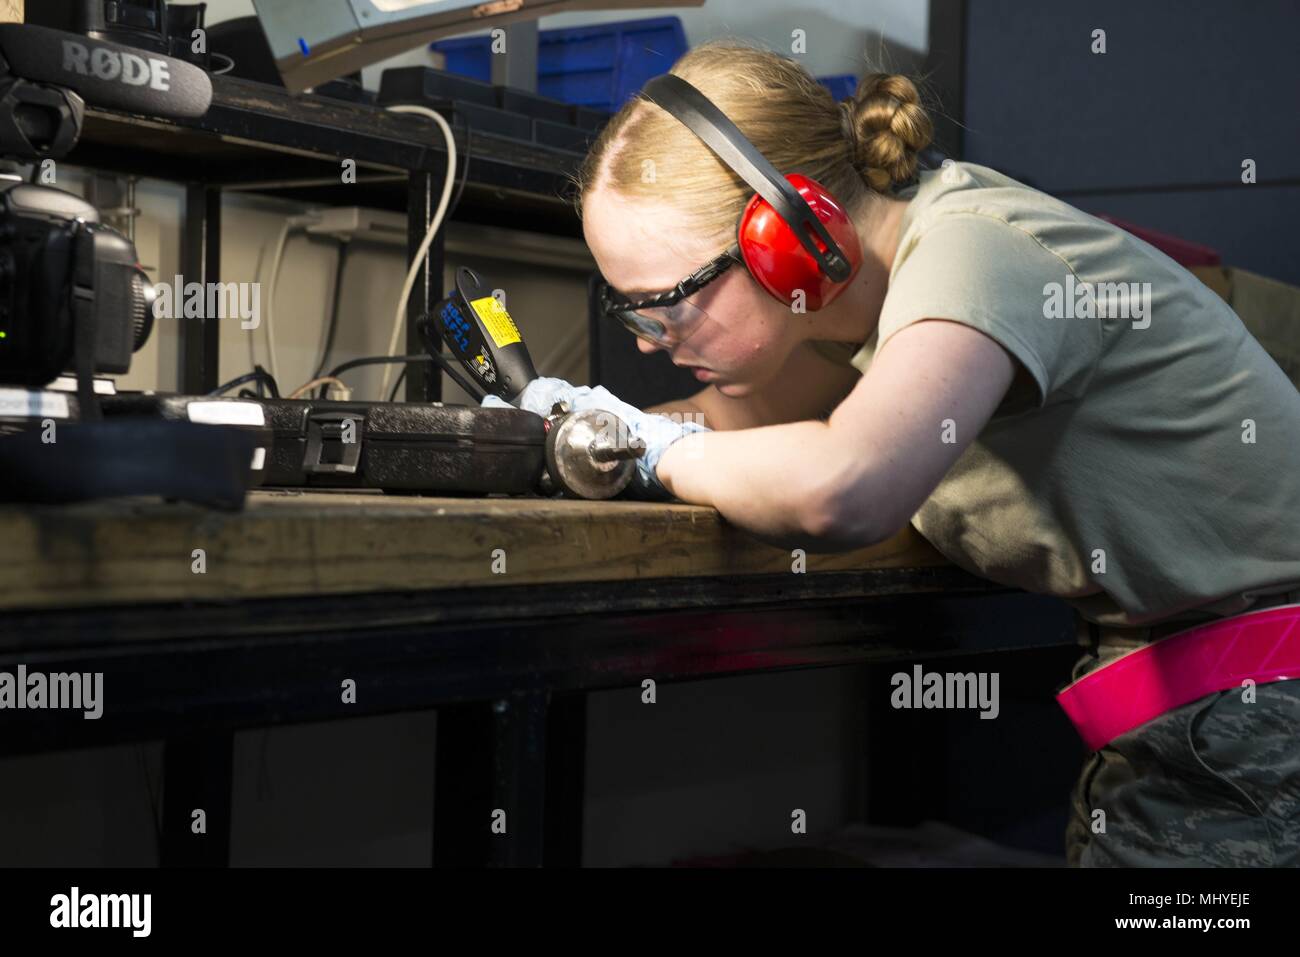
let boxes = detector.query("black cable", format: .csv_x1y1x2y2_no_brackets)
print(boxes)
320,353,485,403
210,365,279,398
321,354,427,400
387,368,407,403
313,240,349,380
390,350,486,403
324,354,430,380
447,109,472,218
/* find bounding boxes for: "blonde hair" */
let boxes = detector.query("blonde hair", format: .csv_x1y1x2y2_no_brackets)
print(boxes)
572,41,934,252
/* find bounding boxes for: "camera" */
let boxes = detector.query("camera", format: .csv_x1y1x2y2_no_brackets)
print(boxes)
0,177,155,387
0,19,158,392
0,72,155,390
0,16,215,397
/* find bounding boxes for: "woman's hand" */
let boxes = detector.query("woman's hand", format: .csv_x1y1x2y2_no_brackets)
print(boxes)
481,377,580,417
482,379,711,498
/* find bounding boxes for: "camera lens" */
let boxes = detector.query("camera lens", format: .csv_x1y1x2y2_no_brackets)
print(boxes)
129,268,155,352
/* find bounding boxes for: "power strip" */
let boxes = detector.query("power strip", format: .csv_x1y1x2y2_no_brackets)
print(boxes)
304,207,408,246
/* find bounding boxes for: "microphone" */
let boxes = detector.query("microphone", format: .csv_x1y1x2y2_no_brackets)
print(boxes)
0,23,211,120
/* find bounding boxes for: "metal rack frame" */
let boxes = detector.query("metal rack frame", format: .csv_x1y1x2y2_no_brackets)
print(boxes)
68,73,587,399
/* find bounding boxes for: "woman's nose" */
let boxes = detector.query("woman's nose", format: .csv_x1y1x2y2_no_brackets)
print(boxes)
636,336,665,355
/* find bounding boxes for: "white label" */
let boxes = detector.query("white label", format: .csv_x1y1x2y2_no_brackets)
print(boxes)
251,447,266,471
49,376,117,395
0,389,71,419
187,401,266,427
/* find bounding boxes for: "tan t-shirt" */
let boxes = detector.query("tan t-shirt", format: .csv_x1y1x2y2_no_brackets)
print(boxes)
813,161,1300,627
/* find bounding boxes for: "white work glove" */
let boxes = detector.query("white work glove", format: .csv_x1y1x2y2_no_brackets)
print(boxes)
482,377,709,499
481,377,579,417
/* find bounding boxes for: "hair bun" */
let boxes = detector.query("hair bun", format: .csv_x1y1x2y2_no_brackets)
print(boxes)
844,73,933,191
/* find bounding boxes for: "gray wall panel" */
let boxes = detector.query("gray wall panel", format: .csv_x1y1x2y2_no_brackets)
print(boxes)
964,0,1300,193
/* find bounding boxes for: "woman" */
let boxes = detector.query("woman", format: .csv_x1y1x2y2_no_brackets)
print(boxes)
488,41,1300,866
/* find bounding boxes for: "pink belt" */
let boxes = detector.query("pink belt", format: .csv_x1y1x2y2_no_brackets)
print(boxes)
1057,603,1300,751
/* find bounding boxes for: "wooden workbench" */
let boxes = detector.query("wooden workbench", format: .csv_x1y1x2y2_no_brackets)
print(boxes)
0,489,949,612
0,490,1074,868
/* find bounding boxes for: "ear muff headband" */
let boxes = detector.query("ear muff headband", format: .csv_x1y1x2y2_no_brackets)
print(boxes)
639,72,853,283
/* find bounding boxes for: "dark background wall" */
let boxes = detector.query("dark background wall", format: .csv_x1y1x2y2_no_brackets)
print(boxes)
961,0,1299,285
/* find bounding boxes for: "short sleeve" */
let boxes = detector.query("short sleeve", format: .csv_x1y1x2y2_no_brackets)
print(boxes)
878,212,1102,408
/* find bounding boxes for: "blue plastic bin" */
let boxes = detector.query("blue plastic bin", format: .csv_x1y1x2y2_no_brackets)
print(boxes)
430,35,494,82
431,16,687,113
818,74,859,102
537,17,687,112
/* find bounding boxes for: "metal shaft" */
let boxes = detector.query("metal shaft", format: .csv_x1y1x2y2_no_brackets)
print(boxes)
587,436,646,463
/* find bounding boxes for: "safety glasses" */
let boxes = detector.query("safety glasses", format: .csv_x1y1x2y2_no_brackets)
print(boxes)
599,243,742,346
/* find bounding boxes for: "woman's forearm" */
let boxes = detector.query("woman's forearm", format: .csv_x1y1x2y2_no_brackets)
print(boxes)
655,419,877,552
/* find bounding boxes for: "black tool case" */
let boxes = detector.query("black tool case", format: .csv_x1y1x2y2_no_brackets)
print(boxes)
256,399,545,494
100,392,275,488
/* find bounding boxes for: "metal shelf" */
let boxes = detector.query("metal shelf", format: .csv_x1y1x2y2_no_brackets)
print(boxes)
74,74,585,203
63,74,591,394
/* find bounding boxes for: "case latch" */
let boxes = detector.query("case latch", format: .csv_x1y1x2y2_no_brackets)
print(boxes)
303,410,364,475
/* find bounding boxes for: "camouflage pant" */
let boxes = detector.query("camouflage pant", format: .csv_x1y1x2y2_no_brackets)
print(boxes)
1065,630,1300,867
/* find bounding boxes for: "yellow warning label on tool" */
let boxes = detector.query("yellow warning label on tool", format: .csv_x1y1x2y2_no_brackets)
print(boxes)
470,296,521,349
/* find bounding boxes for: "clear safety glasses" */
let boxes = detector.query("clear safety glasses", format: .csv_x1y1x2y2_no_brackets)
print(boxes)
598,243,741,347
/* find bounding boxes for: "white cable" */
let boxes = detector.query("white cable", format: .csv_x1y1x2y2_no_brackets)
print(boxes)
259,212,321,390
379,104,458,399
260,220,293,387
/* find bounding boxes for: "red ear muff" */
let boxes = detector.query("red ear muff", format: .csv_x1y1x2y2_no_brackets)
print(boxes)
736,174,862,311
636,76,862,311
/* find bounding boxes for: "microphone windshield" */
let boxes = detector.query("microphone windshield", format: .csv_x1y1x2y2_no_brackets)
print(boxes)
0,24,212,119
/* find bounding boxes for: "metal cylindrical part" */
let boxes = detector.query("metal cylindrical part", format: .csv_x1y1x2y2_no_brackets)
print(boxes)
544,409,641,499
588,436,645,463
